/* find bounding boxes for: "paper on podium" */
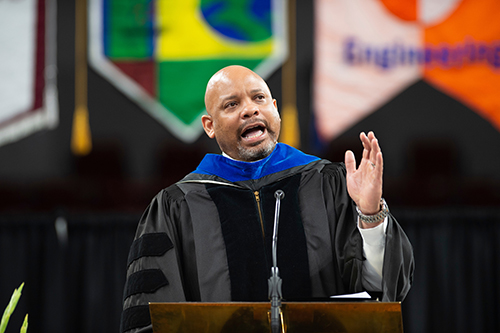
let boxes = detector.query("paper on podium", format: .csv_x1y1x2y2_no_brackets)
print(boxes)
330,291,371,299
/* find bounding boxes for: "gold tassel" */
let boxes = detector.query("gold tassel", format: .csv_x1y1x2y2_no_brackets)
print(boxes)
71,105,92,155
280,0,300,148
72,0,92,155
280,103,300,148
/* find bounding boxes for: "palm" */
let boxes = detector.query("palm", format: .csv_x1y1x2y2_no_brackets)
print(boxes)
345,132,383,215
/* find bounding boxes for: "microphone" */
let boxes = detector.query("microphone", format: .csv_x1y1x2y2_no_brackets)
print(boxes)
269,190,284,333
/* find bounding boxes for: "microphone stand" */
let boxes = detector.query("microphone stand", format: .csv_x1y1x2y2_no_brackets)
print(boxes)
269,190,284,333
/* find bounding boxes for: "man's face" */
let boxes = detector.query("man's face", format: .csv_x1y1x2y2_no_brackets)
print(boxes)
202,66,281,162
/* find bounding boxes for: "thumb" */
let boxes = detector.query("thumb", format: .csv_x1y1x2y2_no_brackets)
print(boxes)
344,150,356,175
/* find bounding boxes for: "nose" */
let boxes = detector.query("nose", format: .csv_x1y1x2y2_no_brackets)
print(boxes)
241,99,259,118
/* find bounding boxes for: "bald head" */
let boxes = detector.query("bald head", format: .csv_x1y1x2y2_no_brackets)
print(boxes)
204,65,272,115
200,65,281,161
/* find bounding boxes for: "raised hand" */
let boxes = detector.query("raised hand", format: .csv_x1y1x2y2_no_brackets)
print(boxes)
344,131,384,219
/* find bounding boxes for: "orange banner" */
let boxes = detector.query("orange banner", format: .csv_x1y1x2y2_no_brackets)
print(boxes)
314,0,500,141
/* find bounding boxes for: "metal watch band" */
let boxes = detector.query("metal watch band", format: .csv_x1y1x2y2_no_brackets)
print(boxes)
356,198,388,224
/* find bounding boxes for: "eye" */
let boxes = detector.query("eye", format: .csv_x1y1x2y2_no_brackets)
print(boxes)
255,94,265,101
224,101,238,109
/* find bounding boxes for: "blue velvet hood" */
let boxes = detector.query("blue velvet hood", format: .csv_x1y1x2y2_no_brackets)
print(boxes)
192,143,320,182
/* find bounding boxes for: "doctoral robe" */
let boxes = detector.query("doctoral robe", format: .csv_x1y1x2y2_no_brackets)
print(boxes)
121,143,414,333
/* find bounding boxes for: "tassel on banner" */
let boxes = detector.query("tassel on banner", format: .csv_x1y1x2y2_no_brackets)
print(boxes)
280,0,300,148
71,105,92,155
72,0,92,155
280,103,300,148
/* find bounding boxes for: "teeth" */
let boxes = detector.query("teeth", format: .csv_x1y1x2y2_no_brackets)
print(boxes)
246,129,263,139
242,125,264,139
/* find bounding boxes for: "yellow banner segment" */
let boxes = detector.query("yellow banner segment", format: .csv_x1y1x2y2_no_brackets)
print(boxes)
156,0,273,60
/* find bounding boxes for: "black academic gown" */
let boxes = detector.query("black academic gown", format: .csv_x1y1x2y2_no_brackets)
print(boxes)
121,143,414,333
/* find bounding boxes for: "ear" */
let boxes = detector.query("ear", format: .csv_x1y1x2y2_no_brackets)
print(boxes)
201,114,215,139
273,99,280,117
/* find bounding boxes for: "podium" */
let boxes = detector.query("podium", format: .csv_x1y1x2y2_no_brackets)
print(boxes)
149,301,403,332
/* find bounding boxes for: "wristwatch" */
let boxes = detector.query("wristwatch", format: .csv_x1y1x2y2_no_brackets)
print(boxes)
356,198,388,224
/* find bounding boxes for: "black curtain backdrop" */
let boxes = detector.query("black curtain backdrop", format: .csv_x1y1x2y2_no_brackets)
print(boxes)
1,209,499,333
0,213,138,333
398,208,500,333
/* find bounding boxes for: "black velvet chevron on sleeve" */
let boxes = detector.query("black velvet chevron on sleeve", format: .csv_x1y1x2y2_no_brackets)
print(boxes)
127,232,173,266
120,305,151,333
123,269,169,300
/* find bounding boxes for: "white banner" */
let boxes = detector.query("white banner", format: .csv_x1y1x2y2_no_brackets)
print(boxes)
0,0,58,146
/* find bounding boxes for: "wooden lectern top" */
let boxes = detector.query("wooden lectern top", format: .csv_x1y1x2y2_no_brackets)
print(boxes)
149,301,403,333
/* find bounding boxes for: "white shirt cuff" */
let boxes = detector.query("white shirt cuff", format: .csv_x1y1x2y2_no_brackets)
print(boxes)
358,217,388,246
358,217,388,291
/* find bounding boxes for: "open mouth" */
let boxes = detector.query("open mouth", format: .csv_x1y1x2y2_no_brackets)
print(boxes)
241,124,266,140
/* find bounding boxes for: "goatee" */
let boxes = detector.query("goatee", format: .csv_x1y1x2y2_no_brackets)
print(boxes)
237,139,276,162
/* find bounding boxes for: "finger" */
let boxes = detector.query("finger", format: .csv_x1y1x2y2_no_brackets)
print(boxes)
344,150,357,175
371,137,381,162
360,132,370,150
366,132,376,152
375,151,384,179
377,151,384,170
359,132,371,163
362,144,370,163
365,132,381,163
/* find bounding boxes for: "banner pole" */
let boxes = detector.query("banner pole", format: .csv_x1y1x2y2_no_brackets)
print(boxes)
279,0,300,149
71,0,92,155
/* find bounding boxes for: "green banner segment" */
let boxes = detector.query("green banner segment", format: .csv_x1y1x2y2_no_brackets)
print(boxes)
105,0,153,59
157,59,262,125
89,0,287,142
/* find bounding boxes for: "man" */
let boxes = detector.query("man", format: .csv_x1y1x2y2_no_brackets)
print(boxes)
121,65,414,333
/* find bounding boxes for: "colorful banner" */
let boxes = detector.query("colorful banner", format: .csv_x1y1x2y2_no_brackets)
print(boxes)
0,0,58,146
314,0,500,141
89,0,288,143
